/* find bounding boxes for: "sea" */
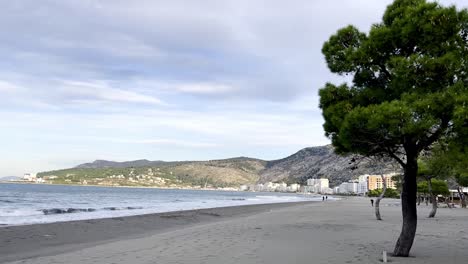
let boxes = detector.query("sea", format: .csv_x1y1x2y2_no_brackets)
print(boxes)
0,183,324,226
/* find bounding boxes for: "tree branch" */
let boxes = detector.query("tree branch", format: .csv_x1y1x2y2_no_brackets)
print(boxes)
417,118,450,152
386,148,406,168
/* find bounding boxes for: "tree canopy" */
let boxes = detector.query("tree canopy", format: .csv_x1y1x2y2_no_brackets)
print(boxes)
368,188,400,198
418,145,452,180
319,0,467,257
417,179,450,196
320,1,467,161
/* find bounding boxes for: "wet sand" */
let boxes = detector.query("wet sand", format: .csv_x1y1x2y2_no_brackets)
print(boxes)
2,197,468,264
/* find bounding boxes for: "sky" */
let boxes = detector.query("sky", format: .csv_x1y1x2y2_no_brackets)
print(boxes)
1,0,467,176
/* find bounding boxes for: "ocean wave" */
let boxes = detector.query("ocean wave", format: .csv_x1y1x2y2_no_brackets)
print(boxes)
103,206,143,211
41,206,145,215
42,208,97,215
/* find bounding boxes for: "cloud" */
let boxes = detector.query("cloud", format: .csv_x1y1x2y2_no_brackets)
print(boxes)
0,0,403,102
0,80,20,93
174,83,234,95
2,0,468,176
58,81,165,105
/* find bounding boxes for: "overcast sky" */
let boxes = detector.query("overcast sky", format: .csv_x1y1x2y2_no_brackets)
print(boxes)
1,0,467,176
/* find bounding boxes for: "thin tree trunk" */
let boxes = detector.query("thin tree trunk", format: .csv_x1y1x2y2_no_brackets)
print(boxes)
375,175,387,220
417,195,421,206
427,179,437,218
444,197,452,209
393,154,417,257
457,187,466,208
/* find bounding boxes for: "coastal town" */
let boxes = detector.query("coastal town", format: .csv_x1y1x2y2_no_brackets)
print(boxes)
240,173,398,195
10,171,468,202
17,171,396,195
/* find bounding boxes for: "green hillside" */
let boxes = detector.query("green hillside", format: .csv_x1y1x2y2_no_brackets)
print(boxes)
37,145,403,188
37,158,265,188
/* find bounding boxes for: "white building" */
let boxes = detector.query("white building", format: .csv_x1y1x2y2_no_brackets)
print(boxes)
336,181,358,194
239,185,249,191
306,178,330,194
333,186,340,194
36,177,45,183
357,175,369,195
240,182,302,193
23,173,37,182
288,183,301,193
321,187,334,194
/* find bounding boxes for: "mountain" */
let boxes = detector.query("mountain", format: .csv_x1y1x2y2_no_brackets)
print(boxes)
75,159,169,168
38,157,266,188
259,145,398,187
38,145,400,188
0,176,21,181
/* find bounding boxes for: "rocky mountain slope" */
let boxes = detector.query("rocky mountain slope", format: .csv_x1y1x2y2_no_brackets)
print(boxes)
38,145,400,188
260,145,399,187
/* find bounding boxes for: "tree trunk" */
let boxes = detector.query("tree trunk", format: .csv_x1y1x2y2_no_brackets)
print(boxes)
417,195,421,206
427,179,437,218
393,155,417,257
375,175,387,220
457,187,466,208
444,197,452,209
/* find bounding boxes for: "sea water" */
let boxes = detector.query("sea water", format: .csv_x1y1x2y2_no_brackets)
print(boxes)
0,183,324,226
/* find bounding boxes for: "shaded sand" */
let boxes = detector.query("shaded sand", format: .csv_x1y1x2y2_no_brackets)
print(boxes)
2,197,468,264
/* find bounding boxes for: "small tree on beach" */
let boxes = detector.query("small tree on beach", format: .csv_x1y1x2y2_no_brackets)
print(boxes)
374,174,387,221
417,179,450,217
349,156,400,220
454,172,468,208
446,144,468,208
319,0,468,257
418,148,451,217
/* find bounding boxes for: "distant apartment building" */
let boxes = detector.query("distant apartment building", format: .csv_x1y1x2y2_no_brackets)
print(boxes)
367,173,397,190
242,182,301,193
333,186,340,194
288,183,301,193
23,173,37,182
306,178,330,193
335,173,399,195
337,181,358,194
357,175,369,194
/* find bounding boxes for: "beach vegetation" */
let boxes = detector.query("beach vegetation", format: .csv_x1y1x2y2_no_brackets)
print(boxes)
368,188,400,199
417,147,451,217
319,0,467,256
444,143,468,208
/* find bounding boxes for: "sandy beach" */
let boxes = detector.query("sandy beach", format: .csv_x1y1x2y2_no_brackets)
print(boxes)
1,197,468,264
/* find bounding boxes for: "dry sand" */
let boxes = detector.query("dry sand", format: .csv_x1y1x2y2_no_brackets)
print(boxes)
1,197,467,264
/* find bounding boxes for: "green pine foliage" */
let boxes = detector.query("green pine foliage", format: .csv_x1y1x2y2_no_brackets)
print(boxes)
368,188,400,198
319,0,467,256
417,179,450,196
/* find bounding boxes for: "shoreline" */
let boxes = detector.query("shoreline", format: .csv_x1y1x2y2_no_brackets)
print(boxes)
0,201,313,263
1,183,322,228
1,181,316,194
0,181,242,191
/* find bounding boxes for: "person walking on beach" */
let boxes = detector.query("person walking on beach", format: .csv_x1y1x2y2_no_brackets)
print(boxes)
370,199,374,207
325,196,328,200
322,196,325,201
